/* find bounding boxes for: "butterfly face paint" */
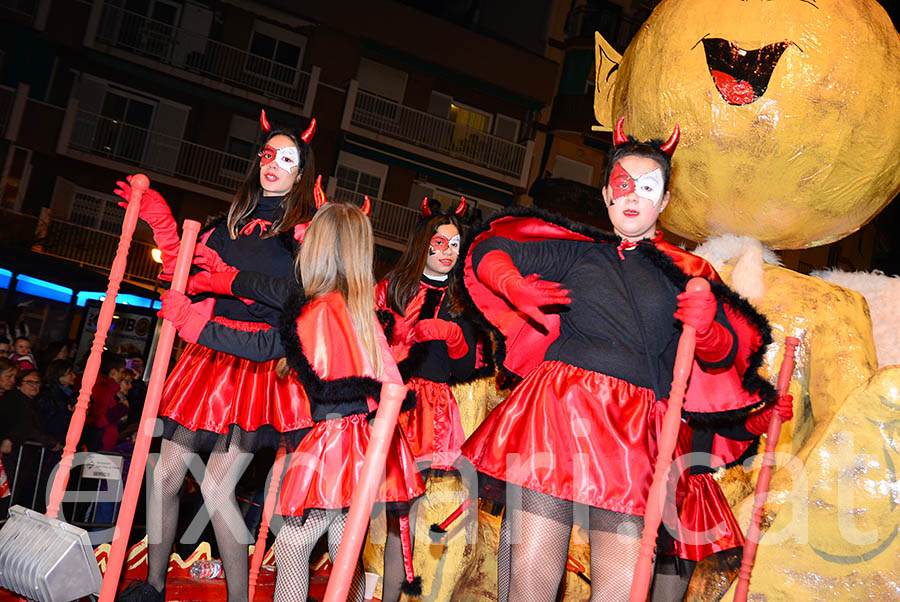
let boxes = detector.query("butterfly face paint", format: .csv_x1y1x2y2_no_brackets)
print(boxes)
609,162,665,206
259,144,300,172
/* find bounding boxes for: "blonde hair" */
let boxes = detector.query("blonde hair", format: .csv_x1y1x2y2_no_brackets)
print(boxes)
287,202,381,377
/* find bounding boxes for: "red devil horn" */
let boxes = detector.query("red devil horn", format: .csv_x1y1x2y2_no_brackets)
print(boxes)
454,196,467,216
301,118,317,145
313,175,327,209
613,116,628,146
421,197,433,218
361,195,372,217
660,123,680,157
260,109,271,133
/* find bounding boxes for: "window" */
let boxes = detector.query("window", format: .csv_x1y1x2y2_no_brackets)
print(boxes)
552,155,594,186
0,147,32,211
333,152,387,200
494,114,521,142
69,188,126,235
246,21,306,86
99,88,156,163
449,101,491,133
222,115,257,177
357,59,408,103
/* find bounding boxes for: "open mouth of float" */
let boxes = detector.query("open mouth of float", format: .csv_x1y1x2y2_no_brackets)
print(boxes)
701,37,792,105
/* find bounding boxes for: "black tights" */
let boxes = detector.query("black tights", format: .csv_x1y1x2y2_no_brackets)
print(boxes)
146,430,253,602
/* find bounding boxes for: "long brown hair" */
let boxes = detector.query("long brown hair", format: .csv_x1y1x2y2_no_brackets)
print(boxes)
277,203,381,378
385,213,463,316
226,128,316,239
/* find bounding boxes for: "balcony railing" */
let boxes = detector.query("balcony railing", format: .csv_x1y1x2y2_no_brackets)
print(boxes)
348,87,529,179
94,1,314,110
332,186,418,244
0,85,14,137
37,219,161,284
68,108,252,193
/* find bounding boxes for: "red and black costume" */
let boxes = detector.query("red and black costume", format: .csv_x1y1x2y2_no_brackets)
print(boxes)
460,207,775,516
186,288,425,513
159,195,312,450
375,275,483,472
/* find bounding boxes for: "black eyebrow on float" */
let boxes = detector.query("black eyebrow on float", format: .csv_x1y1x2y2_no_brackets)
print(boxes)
691,33,710,51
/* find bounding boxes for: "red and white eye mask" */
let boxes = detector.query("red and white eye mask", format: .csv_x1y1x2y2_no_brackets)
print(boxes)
429,234,460,255
259,144,300,172
610,163,665,206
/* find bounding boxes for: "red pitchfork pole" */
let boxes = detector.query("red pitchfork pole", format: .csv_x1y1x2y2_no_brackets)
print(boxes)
97,214,201,602
44,175,149,520
630,277,708,602
323,382,408,602
733,336,799,602
248,444,287,601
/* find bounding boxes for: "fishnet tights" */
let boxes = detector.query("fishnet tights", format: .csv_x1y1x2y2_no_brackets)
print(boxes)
498,487,644,602
274,511,364,602
146,430,253,602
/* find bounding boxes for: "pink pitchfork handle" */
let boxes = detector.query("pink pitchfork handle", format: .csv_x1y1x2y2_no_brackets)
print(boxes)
733,336,799,602
248,444,287,601
98,216,201,602
630,277,708,602
45,174,148,519
324,382,408,602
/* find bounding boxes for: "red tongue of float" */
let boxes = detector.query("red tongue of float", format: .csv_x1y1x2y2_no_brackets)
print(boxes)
711,70,756,105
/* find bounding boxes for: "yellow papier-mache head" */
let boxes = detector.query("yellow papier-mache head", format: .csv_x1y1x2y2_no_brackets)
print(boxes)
595,0,900,249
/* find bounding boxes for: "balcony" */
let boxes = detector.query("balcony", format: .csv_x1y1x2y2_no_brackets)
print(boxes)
87,1,319,116
0,207,159,287
342,82,533,188
36,218,161,285
329,184,418,250
59,102,251,199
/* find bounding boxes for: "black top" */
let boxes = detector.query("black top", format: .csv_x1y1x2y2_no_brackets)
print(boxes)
202,194,297,325
472,237,736,400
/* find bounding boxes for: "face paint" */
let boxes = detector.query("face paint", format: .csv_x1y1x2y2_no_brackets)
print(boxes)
610,162,666,206
259,144,300,172
429,234,450,255
448,234,461,251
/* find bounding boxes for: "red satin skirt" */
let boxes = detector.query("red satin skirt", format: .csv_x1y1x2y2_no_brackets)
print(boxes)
160,317,312,436
399,377,466,471
670,472,744,562
276,413,425,517
462,360,657,515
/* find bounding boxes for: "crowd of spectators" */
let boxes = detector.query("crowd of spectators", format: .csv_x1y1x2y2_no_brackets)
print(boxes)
0,332,148,515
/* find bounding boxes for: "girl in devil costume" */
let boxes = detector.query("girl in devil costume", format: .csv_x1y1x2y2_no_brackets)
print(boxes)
115,111,317,602
375,197,484,602
159,201,425,601
458,118,776,602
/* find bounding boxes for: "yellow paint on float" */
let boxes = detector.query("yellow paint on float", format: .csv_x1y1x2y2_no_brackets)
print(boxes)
595,0,900,249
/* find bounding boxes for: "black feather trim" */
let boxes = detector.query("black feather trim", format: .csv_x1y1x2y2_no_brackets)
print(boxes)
419,287,445,320
277,289,382,418
401,576,422,597
377,309,396,342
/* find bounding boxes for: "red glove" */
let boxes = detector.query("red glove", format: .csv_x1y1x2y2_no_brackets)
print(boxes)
477,250,570,331
158,290,208,344
411,318,468,359
674,286,733,363
745,394,794,435
192,243,232,273
115,175,179,279
187,270,239,296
